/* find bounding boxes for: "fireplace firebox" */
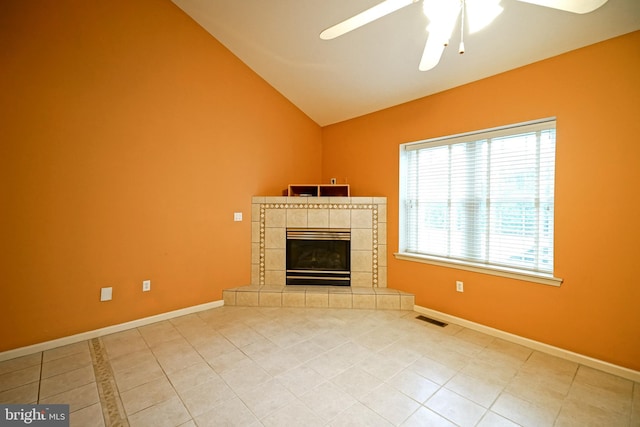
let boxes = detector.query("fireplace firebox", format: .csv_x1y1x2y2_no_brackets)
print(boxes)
286,228,350,286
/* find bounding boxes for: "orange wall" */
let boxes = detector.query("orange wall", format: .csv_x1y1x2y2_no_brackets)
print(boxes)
1,0,638,373
0,0,321,351
322,31,640,371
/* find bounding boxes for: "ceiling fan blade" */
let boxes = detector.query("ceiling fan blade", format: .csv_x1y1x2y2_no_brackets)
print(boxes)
516,0,608,14
419,35,446,71
419,1,461,71
320,0,418,40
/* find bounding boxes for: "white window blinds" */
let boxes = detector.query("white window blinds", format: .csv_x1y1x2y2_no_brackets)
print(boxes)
400,119,556,275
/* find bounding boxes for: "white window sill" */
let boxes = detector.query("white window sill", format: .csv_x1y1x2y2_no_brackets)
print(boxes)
394,252,563,287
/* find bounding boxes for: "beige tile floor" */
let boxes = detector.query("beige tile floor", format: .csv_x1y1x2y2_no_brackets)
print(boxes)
1,306,639,426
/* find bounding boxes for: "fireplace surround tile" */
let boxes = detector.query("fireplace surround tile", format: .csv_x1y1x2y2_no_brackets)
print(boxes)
265,209,286,228
377,267,388,288
251,264,260,286
329,210,350,228
351,228,373,251
351,251,373,273
351,272,373,287
378,245,387,267
378,223,387,245
251,222,261,244
307,209,329,228
264,271,285,287
264,228,285,249
286,209,308,227
264,249,285,271
252,196,387,288
251,243,260,263
351,210,373,229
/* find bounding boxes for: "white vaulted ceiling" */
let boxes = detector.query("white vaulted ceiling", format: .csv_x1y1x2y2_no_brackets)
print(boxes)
172,0,640,126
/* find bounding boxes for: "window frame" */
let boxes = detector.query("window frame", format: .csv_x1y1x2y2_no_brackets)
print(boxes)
396,118,563,287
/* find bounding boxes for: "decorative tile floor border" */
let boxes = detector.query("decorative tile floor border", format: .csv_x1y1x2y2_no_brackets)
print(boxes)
258,202,381,287
90,338,128,427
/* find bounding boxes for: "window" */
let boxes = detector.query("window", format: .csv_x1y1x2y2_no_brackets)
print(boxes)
398,119,560,285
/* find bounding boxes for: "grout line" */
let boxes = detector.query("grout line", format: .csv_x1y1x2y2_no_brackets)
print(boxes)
36,352,43,404
89,338,129,427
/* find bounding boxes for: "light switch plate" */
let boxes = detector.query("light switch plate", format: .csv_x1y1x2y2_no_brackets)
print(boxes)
100,287,112,301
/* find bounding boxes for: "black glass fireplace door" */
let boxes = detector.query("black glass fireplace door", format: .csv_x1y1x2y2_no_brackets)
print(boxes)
286,229,350,286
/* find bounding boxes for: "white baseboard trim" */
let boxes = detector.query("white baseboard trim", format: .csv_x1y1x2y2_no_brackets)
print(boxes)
0,300,225,363
414,305,640,383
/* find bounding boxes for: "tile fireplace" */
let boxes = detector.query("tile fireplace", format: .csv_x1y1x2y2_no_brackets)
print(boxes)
251,196,387,288
223,196,414,310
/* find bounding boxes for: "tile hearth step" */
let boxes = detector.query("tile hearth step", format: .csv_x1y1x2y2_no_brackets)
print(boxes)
223,285,414,310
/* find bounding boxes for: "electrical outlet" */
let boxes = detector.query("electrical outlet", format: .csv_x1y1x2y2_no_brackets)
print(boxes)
233,212,242,222
100,287,113,301
142,280,151,292
456,281,464,292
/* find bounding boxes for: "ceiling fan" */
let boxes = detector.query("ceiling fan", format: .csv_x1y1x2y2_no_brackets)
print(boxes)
320,0,609,71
